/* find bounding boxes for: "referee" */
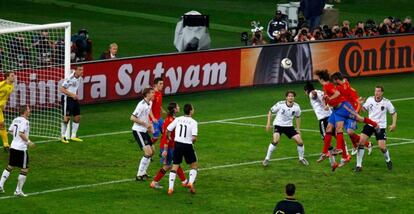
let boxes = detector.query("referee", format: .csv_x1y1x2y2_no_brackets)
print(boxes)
273,183,305,214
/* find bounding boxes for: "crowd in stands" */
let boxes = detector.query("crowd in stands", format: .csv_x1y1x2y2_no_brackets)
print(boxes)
251,8,413,46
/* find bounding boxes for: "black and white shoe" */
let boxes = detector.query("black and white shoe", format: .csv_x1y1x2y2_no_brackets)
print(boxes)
386,161,393,170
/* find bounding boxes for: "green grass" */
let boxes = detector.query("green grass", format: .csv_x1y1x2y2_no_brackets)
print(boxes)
1,0,413,58
0,73,413,213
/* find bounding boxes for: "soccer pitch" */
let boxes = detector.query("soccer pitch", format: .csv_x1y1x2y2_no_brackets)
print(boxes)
0,73,413,213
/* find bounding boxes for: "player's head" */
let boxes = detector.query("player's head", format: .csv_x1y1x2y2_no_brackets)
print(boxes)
184,104,194,116
74,65,83,77
330,72,344,84
4,71,15,83
285,90,296,102
303,81,315,95
142,87,155,100
19,105,30,117
153,77,164,91
375,85,384,98
285,183,296,197
167,102,179,116
315,70,330,84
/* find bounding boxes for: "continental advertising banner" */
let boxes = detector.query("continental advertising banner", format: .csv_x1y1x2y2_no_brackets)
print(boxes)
310,34,414,77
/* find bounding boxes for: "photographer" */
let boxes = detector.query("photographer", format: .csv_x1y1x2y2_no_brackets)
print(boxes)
400,16,413,33
365,19,379,36
312,28,324,40
32,30,52,66
71,29,93,63
331,25,341,38
9,34,29,68
322,24,333,39
267,10,288,43
294,27,314,42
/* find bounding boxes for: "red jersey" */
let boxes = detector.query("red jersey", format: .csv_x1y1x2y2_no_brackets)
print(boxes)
152,90,163,120
323,82,346,107
336,80,360,111
160,116,175,149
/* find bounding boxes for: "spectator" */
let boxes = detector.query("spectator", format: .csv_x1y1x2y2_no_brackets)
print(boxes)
267,10,288,43
100,43,118,59
273,183,305,214
298,0,325,32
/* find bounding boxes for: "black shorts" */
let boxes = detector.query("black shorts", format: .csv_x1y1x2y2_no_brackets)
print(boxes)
62,96,80,116
274,125,298,139
132,131,152,149
173,142,197,165
9,149,29,169
319,117,329,139
362,125,386,140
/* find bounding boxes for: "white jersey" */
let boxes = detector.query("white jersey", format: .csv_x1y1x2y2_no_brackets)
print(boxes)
309,90,331,120
62,72,82,97
167,116,198,144
131,99,152,132
363,96,396,129
270,101,301,127
8,116,30,151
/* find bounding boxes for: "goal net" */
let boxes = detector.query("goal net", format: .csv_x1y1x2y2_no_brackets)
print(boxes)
0,19,71,139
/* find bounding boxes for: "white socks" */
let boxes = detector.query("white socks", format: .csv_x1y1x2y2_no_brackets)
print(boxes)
265,143,277,160
137,156,151,176
169,171,177,190
189,169,198,185
61,122,68,137
0,169,10,188
383,149,391,162
356,146,365,167
71,122,80,138
297,145,305,160
16,173,27,193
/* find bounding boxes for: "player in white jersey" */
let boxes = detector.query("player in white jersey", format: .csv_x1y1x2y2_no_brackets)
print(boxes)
131,87,156,181
304,82,332,139
263,91,309,166
0,105,34,197
60,65,83,143
355,86,397,171
166,104,198,195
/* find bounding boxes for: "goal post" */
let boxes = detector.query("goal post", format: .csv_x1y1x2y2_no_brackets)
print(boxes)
0,19,71,139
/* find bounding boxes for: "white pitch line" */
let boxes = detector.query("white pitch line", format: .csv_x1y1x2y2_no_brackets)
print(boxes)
1,140,413,200
32,96,414,144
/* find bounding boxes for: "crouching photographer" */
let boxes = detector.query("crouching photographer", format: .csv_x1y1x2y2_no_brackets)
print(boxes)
294,27,314,42
71,29,93,62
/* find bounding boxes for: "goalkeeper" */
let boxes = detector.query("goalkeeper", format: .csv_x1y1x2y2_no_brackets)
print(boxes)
0,72,15,151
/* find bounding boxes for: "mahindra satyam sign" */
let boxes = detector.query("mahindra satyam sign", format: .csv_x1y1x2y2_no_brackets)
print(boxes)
310,34,414,77
80,50,241,104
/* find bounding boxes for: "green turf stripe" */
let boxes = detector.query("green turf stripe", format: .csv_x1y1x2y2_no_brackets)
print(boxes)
25,0,247,33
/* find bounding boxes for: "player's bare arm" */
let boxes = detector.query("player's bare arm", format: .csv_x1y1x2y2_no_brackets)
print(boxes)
60,86,78,100
389,112,397,132
295,117,301,134
266,110,273,132
19,132,34,148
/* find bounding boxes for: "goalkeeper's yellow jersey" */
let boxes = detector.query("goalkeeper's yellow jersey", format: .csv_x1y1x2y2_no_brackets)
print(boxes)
0,80,14,109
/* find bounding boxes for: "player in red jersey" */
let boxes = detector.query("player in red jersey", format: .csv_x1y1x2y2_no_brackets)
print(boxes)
315,70,378,170
150,102,187,189
331,72,372,159
151,77,166,145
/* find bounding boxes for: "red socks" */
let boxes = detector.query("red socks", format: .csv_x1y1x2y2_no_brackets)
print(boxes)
154,168,166,182
177,167,186,182
323,132,333,154
363,117,378,127
349,133,360,148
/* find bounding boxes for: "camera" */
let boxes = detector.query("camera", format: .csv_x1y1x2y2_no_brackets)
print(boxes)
301,29,307,35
